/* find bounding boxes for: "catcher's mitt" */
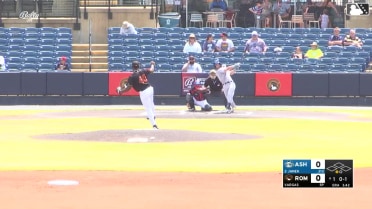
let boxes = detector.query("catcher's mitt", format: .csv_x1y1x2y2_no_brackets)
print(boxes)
116,78,132,95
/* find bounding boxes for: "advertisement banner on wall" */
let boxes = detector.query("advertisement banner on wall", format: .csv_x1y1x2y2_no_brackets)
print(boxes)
181,73,208,95
255,73,293,96
108,72,139,96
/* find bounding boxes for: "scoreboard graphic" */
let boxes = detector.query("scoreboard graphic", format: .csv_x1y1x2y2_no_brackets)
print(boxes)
282,159,353,188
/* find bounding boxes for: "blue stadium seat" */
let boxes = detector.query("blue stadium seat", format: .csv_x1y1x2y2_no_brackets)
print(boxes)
38,63,55,72
154,39,168,45
23,57,38,64
0,27,8,33
55,51,71,58
108,33,123,40
140,51,154,58
139,33,154,40
41,39,56,45
108,44,123,51
252,64,267,72
317,39,329,46
109,63,124,71
156,27,174,34
170,45,184,52
39,51,55,58
336,57,350,65
123,45,138,51
346,64,362,72
155,51,169,58
8,57,23,64
298,64,315,72
56,39,72,45
108,27,121,34
109,57,124,64
340,51,354,58
6,63,21,71
268,64,283,72
319,57,333,65
123,38,138,46
169,57,186,65
40,57,56,64
238,63,250,72
8,45,23,52
41,32,57,39
168,39,184,46
109,50,124,57
24,38,41,46
57,27,72,34
8,27,25,34
40,27,57,33
40,45,55,51
156,63,173,72
327,46,343,53
122,33,139,39
275,58,289,65
24,32,40,39
353,57,367,69
303,33,318,40
9,39,25,46
55,45,72,52
290,58,304,65
260,57,272,65
275,52,290,58
286,64,299,72
108,38,123,45
167,33,183,40
124,51,140,58
154,57,169,65
288,33,302,39
274,33,287,39
57,33,72,39
153,32,167,40
200,57,214,65
140,45,156,51
0,38,8,46
23,51,38,58
244,57,260,65
356,51,370,63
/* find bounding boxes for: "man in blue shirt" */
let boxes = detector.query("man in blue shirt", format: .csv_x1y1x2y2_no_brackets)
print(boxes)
210,0,228,11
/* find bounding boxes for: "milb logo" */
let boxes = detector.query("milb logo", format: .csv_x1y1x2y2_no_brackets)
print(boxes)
346,3,369,16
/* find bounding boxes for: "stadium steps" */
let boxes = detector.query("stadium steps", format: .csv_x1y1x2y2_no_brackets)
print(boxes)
71,44,108,72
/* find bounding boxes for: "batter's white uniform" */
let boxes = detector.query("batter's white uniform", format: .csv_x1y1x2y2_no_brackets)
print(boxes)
216,66,236,110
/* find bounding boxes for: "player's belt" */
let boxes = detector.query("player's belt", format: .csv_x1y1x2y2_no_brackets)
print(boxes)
224,81,233,85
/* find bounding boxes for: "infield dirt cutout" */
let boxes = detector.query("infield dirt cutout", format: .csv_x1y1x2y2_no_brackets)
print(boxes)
1,107,372,209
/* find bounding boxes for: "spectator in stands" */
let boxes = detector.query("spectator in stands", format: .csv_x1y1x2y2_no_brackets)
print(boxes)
319,9,329,29
210,0,228,11
261,0,273,27
0,55,5,71
183,33,202,53
202,34,217,53
272,0,291,25
182,56,203,73
215,32,235,52
249,1,263,27
244,31,267,54
328,27,343,46
120,21,138,35
320,0,339,28
55,56,70,71
343,29,363,48
291,46,304,59
305,42,324,59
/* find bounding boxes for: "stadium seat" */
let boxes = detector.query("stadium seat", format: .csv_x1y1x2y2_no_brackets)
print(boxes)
24,38,41,46
154,39,168,46
55,45,72,52
336,57,350,65
167,33,183,40
23,57,38,64
40,45,55,51
169,57,186,65
38,63,55,72
6,63,21,71
0,38,8,46
57,33,72,39
23,51,38,58
268,64,283,72
108,44,123,51
319,57,333,65
108,38,123,45
305,58,319,65
40,27,57,33
56,39,72,45
109,57,124,64
9,39,25,46
41,39,56,45
40,57,56,64
41,32,57,39
154,51,169,58
244,57,260,65
252,64,267,72
153,32,167,40
140,51,154,58
39,51,55,58
170,45,184,52
24,32,40,39
109,63,124,71
286,64,299,72
108,50,124,58
156,63,173,72
55,51,71,58
8,45,23,52
108,27,121,34
57,27,72,34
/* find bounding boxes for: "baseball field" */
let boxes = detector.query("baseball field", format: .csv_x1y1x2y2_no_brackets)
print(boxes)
0,105,371,209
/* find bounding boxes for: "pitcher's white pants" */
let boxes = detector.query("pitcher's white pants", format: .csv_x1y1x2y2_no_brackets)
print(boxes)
223,82,236,108
139,86,156,126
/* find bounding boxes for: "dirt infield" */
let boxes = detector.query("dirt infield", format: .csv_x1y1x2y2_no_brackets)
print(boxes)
1,106,372,209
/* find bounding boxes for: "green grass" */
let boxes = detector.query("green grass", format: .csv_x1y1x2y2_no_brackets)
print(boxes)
0,107,371,172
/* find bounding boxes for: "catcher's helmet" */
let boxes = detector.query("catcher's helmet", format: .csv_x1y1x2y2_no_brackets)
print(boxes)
132,61,140,71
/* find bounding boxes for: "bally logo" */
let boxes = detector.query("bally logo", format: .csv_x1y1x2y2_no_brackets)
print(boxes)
267,79,280,92
183,77,197,88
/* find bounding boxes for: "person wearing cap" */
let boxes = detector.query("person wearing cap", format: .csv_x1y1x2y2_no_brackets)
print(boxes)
272,0,291,25
202,34,216,53
244,31,267,54
328,27,343,46
215,32,235,52
204,69,227,108
120,21,137,35
214,58,240,113
181,56,203,73
305,42,324,59
343,29,363,48
186,80,213,112
183,33,202,53
55,56,70,71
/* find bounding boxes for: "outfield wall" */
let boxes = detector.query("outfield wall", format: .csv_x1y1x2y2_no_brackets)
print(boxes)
1,72,372,105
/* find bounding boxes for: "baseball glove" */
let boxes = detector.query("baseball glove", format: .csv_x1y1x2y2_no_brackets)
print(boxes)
116,78,132,95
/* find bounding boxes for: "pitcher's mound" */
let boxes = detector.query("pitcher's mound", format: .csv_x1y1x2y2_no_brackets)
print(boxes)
35,129,260,143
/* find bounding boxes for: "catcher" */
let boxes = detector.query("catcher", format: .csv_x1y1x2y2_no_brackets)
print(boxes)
186,80,213,112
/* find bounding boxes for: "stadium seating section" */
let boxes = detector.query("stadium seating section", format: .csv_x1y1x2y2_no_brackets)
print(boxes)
0,27,72,72
108,27,372,73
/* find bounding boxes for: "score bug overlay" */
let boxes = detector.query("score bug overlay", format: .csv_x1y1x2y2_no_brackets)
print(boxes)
283,159,353,188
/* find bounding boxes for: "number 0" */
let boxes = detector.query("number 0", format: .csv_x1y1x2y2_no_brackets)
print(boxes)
316,161,321,167
316,175,321,181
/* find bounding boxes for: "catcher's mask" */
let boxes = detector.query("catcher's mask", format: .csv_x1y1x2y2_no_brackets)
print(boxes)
132,61,140,72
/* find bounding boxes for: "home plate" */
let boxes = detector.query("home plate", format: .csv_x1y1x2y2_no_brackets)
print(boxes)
48,180,79,186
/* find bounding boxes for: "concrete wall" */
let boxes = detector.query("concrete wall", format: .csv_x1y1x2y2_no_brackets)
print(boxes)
344,8,372,28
